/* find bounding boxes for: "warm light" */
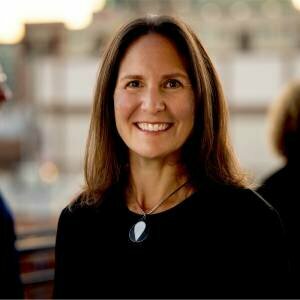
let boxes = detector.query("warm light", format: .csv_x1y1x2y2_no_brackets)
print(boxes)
291,0,300,10
0,0,106,44
39,161,59,184
0,22,24,44
0,1,24,44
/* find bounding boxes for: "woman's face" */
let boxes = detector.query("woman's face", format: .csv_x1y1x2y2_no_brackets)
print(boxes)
114,33,195,162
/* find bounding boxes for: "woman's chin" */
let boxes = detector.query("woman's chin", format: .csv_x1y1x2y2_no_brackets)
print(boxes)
129,148,180,162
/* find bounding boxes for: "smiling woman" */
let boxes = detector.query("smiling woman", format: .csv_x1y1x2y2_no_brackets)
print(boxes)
53,15,290,299
114,33,195,162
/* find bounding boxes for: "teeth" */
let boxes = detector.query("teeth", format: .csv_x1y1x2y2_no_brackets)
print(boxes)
137,123,170,132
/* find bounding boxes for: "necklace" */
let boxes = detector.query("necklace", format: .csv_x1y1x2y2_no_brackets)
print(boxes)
128,180,190,243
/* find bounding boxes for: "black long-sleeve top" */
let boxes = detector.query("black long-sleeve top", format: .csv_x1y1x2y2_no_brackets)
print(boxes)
257,160,300,297
0,192,23,299
54,181,289,299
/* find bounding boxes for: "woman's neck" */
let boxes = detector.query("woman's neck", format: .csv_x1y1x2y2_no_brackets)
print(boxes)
125,156,192,214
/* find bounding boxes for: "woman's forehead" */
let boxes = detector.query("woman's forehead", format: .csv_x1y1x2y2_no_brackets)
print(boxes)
117,33,188,75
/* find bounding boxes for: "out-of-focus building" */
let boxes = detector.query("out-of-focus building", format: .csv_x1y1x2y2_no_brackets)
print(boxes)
1,0,300,225
18,1,300,175
0,1,300,296
2,0,300,178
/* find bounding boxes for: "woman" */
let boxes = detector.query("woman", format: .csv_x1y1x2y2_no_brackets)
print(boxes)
257,80,300,297
54,15,288,298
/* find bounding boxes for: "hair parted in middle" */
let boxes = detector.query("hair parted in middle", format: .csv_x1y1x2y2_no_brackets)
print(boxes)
83,14,248,204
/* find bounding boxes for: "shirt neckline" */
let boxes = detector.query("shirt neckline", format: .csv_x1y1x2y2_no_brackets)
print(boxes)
123,190,199,219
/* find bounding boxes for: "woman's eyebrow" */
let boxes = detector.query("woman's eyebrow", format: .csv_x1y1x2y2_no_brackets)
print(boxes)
119,72,189,81
161,72,189,79
119,74,144,81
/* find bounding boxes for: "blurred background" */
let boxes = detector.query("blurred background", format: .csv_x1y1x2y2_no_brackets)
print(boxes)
1,0,300,298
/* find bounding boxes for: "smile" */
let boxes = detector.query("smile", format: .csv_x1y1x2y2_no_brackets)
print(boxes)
135,122,172,132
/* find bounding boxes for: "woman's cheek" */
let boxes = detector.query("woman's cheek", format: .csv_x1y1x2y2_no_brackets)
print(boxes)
169,94,195,121
114,92,139,117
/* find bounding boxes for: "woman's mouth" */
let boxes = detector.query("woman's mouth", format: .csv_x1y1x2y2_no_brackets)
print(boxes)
135,122,172,132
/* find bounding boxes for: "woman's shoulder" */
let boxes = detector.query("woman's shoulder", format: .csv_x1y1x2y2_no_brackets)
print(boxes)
57,195,96,230
200,182,284,237
58,187,118,224
225,185,273,208
261,165,290,185
203,182,278,219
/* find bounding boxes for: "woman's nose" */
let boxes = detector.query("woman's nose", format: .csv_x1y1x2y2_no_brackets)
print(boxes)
140,86,166,113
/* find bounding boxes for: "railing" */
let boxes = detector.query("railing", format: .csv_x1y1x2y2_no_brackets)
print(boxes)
17,227,56,299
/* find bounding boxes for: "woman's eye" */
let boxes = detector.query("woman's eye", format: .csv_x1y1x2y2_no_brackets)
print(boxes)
126,80,142,88
164,79,182,89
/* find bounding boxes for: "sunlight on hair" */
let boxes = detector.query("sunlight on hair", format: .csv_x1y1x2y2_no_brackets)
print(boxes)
0,0,106,44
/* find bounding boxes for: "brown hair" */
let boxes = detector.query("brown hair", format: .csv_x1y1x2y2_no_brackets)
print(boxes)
268,80,300,161
81,14,248,204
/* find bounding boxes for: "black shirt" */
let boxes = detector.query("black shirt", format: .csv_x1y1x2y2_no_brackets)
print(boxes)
0,192,23,299
54,182,289,299
257,161,300,297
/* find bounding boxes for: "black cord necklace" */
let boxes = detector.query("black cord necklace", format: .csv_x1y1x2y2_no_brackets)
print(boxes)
128,180,190,243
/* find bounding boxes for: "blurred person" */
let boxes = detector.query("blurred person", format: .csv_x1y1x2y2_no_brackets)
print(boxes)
0,192,23,299
0,66,12,103
0,64,23,298
257,80,300,297
53,15,289,299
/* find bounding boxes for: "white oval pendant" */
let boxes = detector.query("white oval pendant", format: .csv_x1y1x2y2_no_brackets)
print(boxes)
129,220,148,243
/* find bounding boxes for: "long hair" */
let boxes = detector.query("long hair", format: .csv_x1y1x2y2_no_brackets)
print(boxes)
268,80,300,161
82,14,248,204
